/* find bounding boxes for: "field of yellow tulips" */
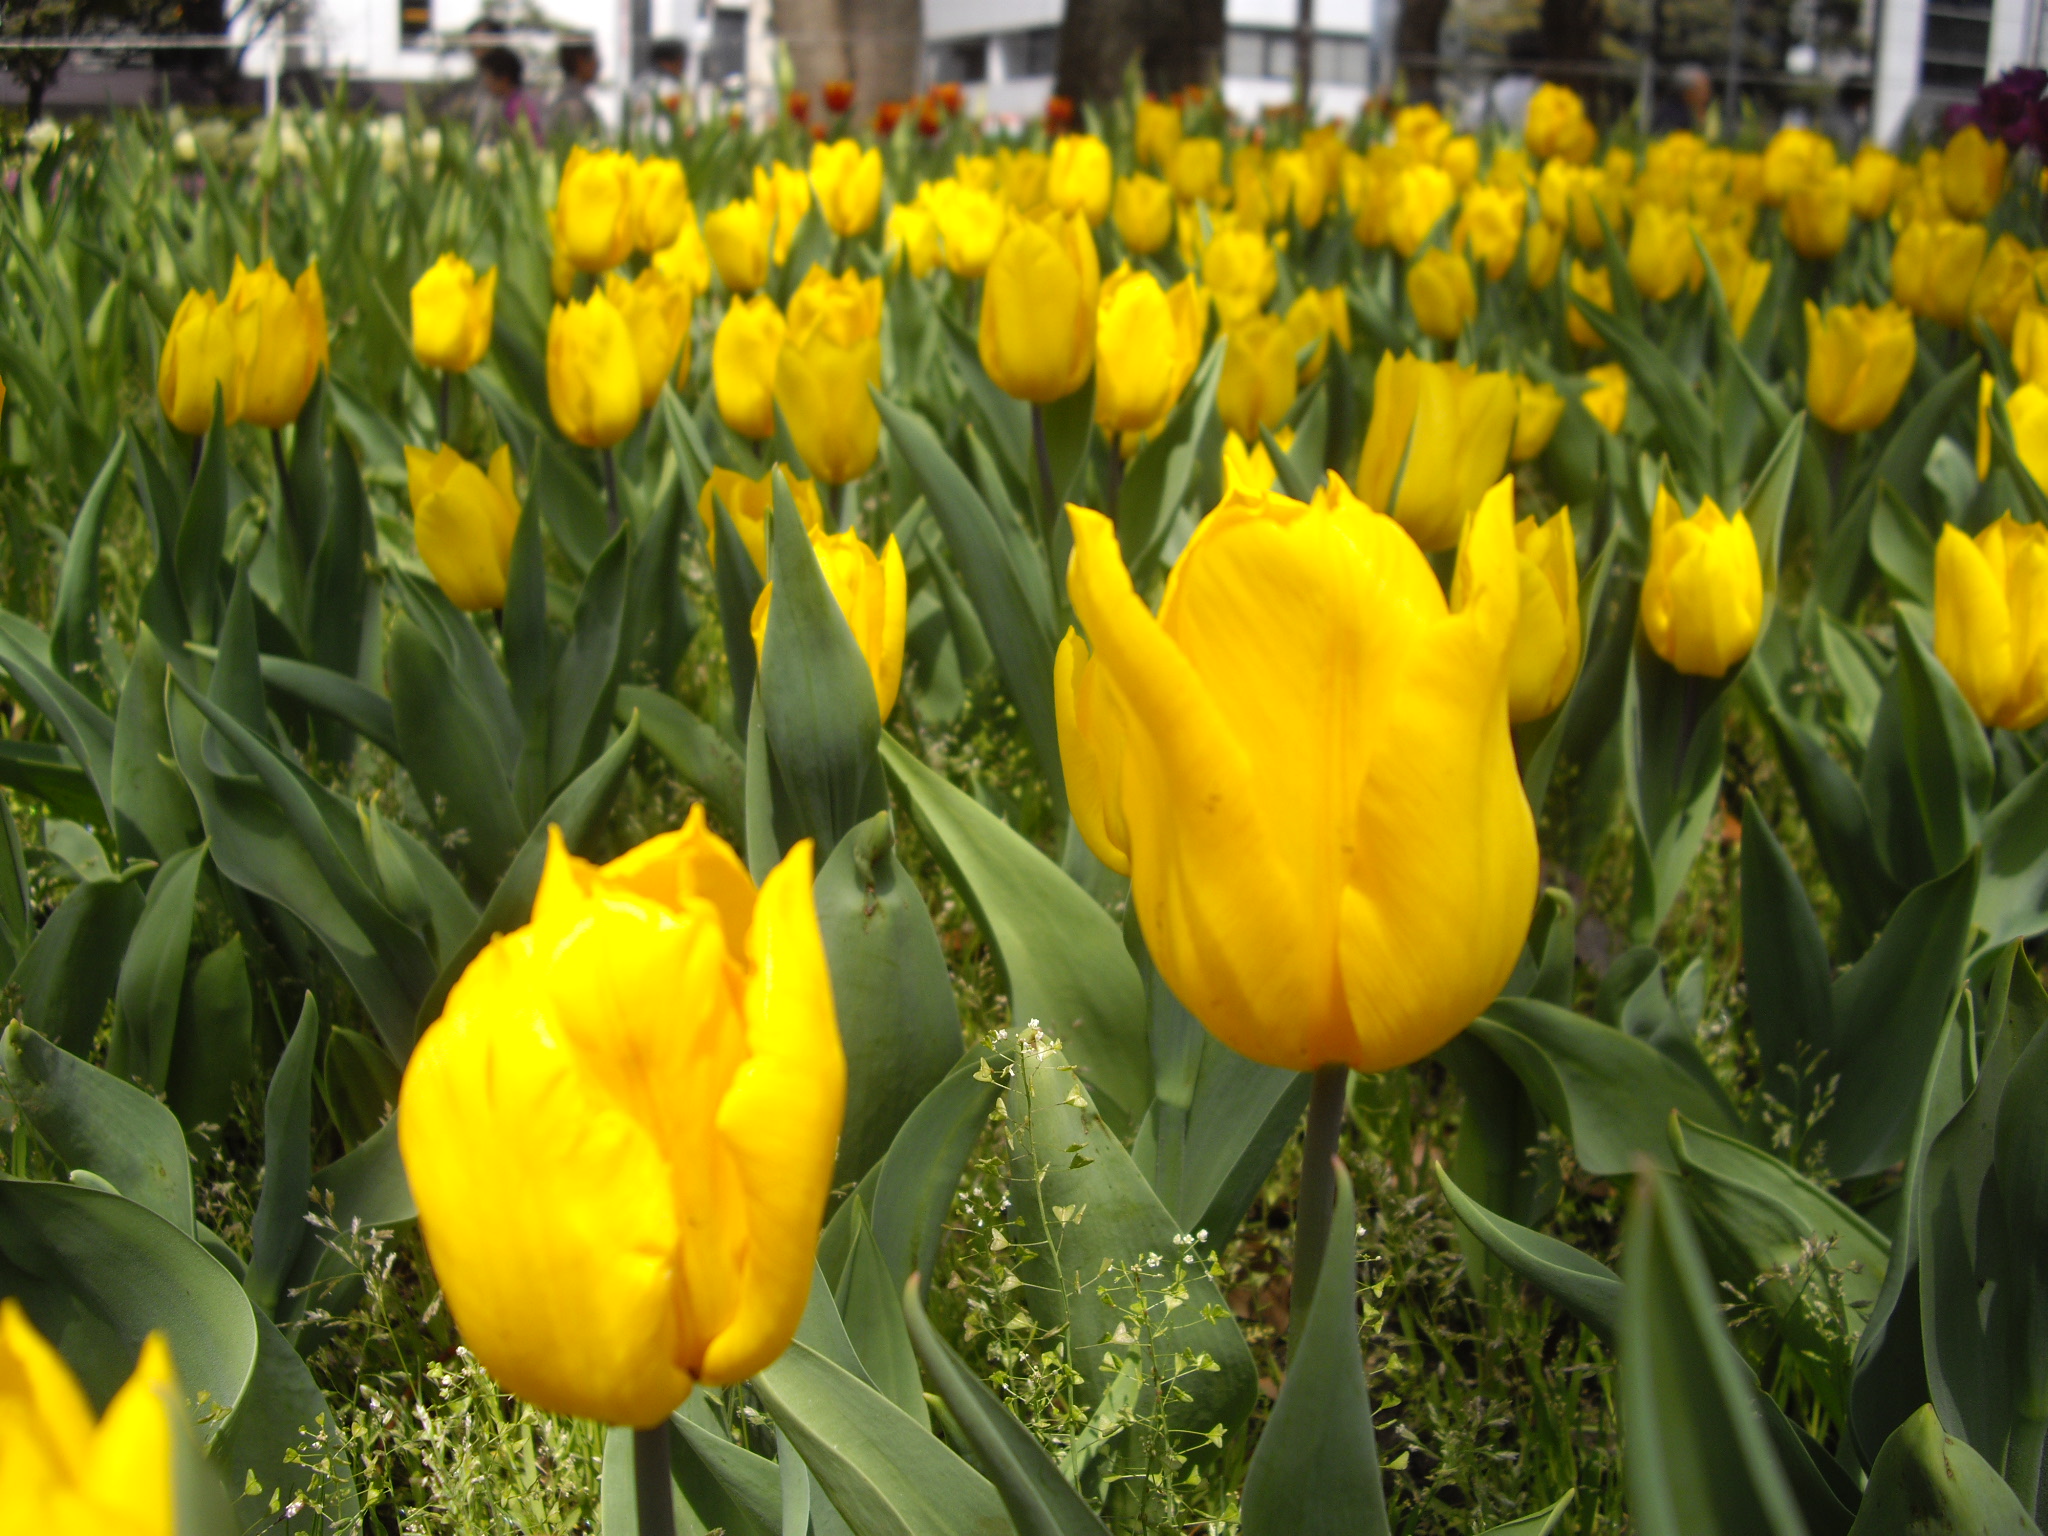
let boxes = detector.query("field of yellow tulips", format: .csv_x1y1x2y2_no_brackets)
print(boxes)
3,66,2048,1536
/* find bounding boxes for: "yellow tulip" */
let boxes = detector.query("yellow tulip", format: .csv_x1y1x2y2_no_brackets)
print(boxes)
1217,315,1298,441
1112,173,1175,255
1201,226,1278,325
774,266,883,485
1137,98,1182,171
1641,486,1763,677
547,206,576,301
1394,103,1452,165
411,254,497,374
705,199,772,294
1851,146,1899,219
399,814,843,1427
1054,475,1537,1073
1454,183,1525,280
1095,267,1198,435
603,268,694,411
1783,166,1852,259
885,201,941,277
0,1299,178,1536
1722,247,1772,339
1891,217,1986,327
1230,145,1276,231
1454,507,1579,722
1525,217,1565,288
2014,304,2048,387
1941,126,2009,220
1539,160,1625,250
980,209,1099,404
556,146,637,272
1803,300,1916,434
1567,260,1614,349
2014,382,2048,488
1526,83,1595,163
998,146,1051,214
1934,516,2048,729
1440,135,1480,192
810,139,883,237
653,203,712,296
1387,164,1457,258
1628,203,1701,302
1582,363,1628,432
953,153,998,191
1510,375,1564,462
225,256,327,429
630,156,691,253
925,178,1006,278
1968,232,2038,344
1642,132,1705,205
407,444,521,612
1761,128,1837,206
1280,287,1346,384
1345,151,1392,247
753,161,813,264
1980,372,1997,480
714,293,787,441
157,287,241,434
698,467,826,576
1273,147,1333,228
1049,133,1113,224
1355,353,1517,551
547,291,643,449
1406,248,1478,342
1168,136,1224,203
1221,429,1283,495
1490,146,1536,192
751,527,907,718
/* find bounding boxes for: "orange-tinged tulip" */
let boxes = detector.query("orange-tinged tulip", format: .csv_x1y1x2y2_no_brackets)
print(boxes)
751,527,906,718
1216,315,1297,441
773,266,883,485
1641,486,1763,677
556,146,637,272
407,444,521,612
980,209,1099,404
399,815,843,1427
225,256,328,429
547,291,643,449
158,287,241,434
714,293,786,441
1934,516,2048,729
1054,476,1537,1073
1803,300,1915,434
698,467,826,576
1355,352,1517,551
809,139,883,237
411,254,497,373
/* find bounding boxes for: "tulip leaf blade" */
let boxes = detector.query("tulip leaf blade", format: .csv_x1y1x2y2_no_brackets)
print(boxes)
938,308,1035,498
1120,337,1226,581
1741,410,1805,605
899,1274,1112,1536
667,1400,781,1536
1432,1160,1621,1344
858,1045,1002,1297
1567,292,1717,497
1887,623,1994,883
1869,480,1936,607
245,994,318,1318
9,862,148,1055
175,411,232,643
110,840,208,1091
1620,1173,1808,1536
1258,421,1316,501
253,656,399,758
618,685,746,835
1740,793,1835,1139
1976,754,2048,954
1477,1492,1577,1535
0,615,117,829
545,516,631,797
1240,1158,1390,1536
1,1020,195,1236
527,435,610,575
50,426,127,686
752,1339,1013,1536
878,733,1148,1134
1621,639,1730,941
710,492,767,739
1849,1406,2039,1536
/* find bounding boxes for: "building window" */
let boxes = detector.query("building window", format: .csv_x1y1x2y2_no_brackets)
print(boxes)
1226,28,1370,82
929,38,988,83
1000,27,1058,79
1921,0,1991,89
1314,36,1370,85
400,0,431,44
706,7,746,84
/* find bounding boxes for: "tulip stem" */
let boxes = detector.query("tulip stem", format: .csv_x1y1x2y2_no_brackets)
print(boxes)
1104,441,1123,526
269,429,298,545
1288,1063,1352,1347
602,448,621,533
438,371,451,444
1031,403,1059,540
633,1424,675,1536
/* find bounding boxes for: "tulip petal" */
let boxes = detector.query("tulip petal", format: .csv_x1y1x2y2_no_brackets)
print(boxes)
84,1334,175,1535
0,1299,96,1477
1054,628,1131,875
1935,523,2014,725
594,805,758,961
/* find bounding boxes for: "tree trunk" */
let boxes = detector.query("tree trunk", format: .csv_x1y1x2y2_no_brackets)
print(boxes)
1054,0,1224,105
1540,0,1610,97
1395,0,1452,103
777,0,921,116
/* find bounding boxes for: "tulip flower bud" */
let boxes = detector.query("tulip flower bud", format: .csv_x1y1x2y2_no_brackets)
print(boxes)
1217,315,1298,442
1892,217,1986,327
1453,507,1580,722
407,444,521,612
603,268,695,412
1526,83,1594,162
773,266,883,485
751,527,907,718
1387,164,1457,259
1935,517,2048,729
652,204,712,297
1055,475,1537,1073
546,291,643,449
1783,166,1851,259
1967,233,2039,344
1641,486,1763,678
810,139,884,237
980,208,1099,404
411,254,497,374
1510,375,1564,462
998,146,1051,214
698,466,826,577
1095,266,1199,435
704,198,772,294
630,156,691,253
1941,126,2009,220
1283,286,1350,383
1356,353,1517,551
754,161,813,264
556,147,637,273
2012,382,2048,489
2016,306,2048,388
1803,300,1915,434
1581,363,1628,432
1168,136,1225,203
924,178,1005,278
399,815,844,1427
225,256,328,430
1112,173,1175,255
1,1300,179,1532
1761,127,1837,206
1137,98,1182,170
1272,146,1333,227
1850,146,1899,219
1201,226,1278,326
1406,248,1478,342
1221,429,1284,495
1454,184,1526,281
1229,147,1275,232
1525,218,1565,288
713,293,787,441
158,287,242,434
1627,204,1701,301
1049,133,1113,224
1567,260,1613,349
1440,135,1480,192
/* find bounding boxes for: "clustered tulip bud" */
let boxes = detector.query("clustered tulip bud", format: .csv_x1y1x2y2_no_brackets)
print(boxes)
1640,486,1763,678
1934,516,2048,730
751,524,907,718
411,253,497,374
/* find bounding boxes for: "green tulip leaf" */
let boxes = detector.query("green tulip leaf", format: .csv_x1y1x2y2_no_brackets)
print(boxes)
1477,1492,1577,1535
825,1212,926,1426
1741,795,1835,1136
255,657,398,758
50,428,128,685
668,1394,781,1536
619,685,746,836
175,416,231,643
1622,638,1730,941
1433,1160,1621,1343
166,939,255,1136
857,1046,1001,1297
1891,622,1994,881
1119,338,1226,580
938,310,1034,496
213,1301,360,1532
1870,481,1936,607
528,436,611,574
111,842,208,1090
10,864,147,1055
1567,291,1717,496
0,617,117,828
1,1021,193,1234
112,629,203,865
546,517,630,797
710,492,767,739
1849,1405,2040,1536
1974,756,2048,956
879,733,1148,1134
245,995,317,1318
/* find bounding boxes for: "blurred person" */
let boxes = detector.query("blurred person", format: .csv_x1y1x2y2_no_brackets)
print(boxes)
440,14,506,130
631,38,689,143
478,47,542,143
547,39,603,142
1655,63,1716,135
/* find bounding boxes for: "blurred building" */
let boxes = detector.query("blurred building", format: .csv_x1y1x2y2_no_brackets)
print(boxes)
1875,0,2047,139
